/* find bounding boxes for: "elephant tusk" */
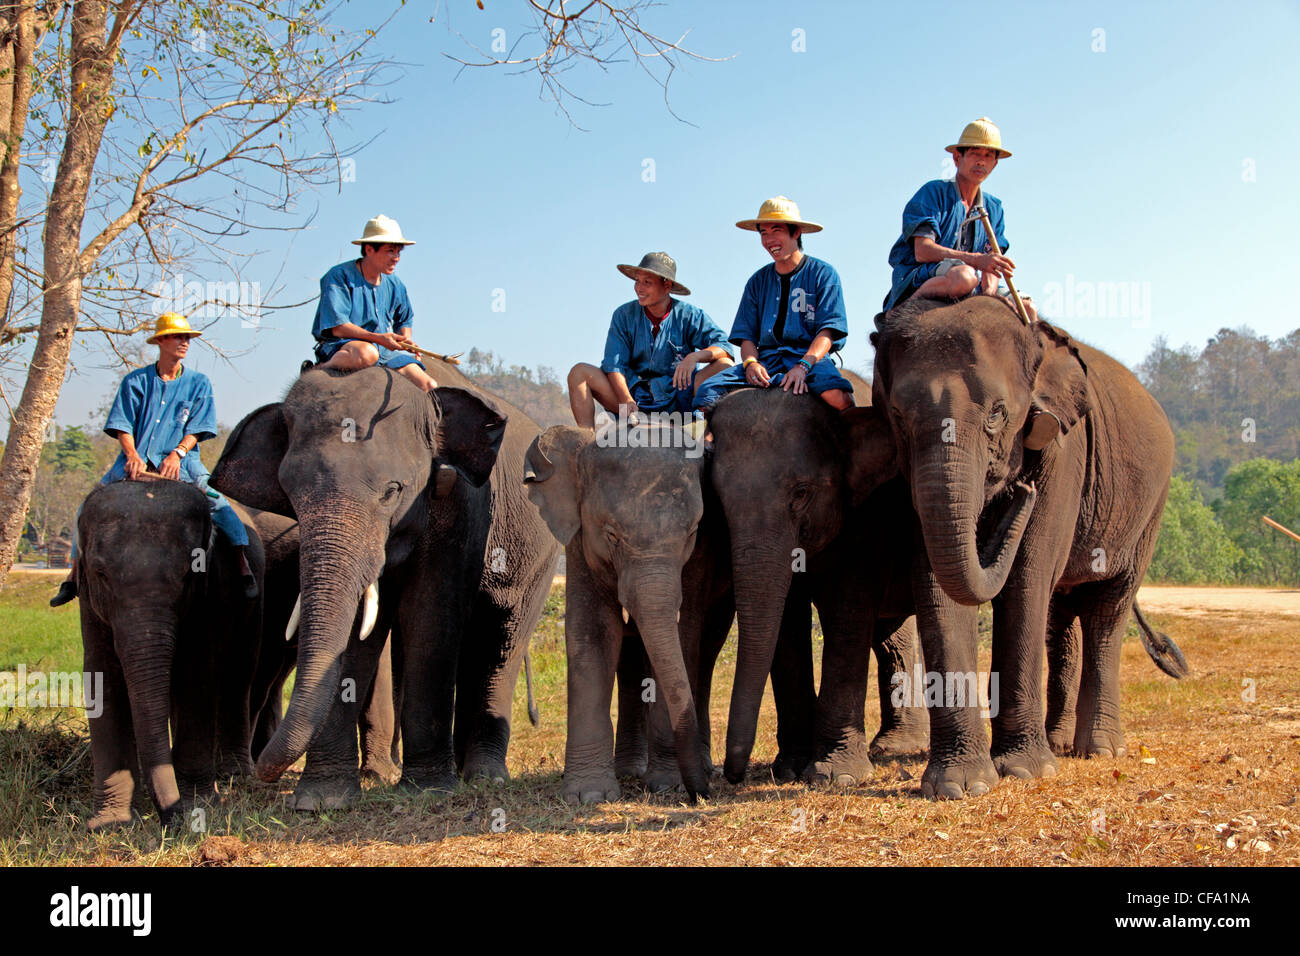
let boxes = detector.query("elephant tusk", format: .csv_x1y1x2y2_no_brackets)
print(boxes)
622,607,630,624
285,594,301,641
359,581,379,640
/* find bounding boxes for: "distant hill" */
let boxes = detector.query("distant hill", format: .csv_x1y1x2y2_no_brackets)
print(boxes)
460,348,572,429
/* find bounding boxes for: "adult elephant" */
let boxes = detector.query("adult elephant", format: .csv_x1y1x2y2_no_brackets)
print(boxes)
523,425,733,802
76,478,264,829
707,384,926,787
212,361,559,809
871,295,1176,798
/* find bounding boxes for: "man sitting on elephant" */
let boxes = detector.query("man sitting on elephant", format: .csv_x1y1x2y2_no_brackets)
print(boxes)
694,197,854,413
311,214,439,392
882,117,1036,321
50,313,257,606
567,252,733,429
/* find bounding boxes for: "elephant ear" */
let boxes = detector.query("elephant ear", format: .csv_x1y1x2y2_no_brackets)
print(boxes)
1024,323,1091,450
211,403,295,518
842,406,898,506
432,388,508,490
522,426,590,547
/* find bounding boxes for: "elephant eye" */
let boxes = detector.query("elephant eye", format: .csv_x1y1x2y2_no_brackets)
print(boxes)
381,481,403,503
985,405,1007,433
603,525,619,545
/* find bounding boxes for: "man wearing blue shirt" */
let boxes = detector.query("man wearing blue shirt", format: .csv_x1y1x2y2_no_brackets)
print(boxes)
882,117,1036,320
567,252,733,429
694,197,854,413
311,214,438,392
50,314,256,606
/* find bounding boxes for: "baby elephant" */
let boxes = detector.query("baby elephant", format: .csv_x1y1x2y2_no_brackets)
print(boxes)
75,479,263,829
524,424,728,803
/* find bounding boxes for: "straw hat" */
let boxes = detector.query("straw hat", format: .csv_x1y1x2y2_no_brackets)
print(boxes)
352,214,415,246
735,196,822,234
146,313,203,344
946,117,1011,159
616,252,690,296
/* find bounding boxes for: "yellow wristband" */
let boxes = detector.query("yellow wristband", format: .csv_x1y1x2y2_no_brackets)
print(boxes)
742,357,757,367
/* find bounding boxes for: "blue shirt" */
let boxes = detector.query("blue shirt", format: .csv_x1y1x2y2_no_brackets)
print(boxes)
884,179,1008,310
311,260,414,345
600,299,732,408
103,365,218,483
730,256,848,362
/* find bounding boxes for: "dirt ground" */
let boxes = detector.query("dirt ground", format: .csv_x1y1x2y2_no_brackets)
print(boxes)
1136,585,1299,618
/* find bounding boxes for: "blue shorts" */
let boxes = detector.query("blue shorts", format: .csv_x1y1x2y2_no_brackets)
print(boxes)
314,337,426,371
631,380,695,416
693,353,853,412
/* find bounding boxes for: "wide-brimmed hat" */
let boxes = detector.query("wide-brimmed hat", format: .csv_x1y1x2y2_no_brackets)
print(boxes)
946,117,1011,159
352,214,415,246
735,196,822,234
146,312,203,344
616,252,690,296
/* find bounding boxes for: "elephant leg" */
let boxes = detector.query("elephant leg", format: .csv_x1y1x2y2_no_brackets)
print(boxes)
1073,578,1137,759
913,541,999,800
613,620,650,778
1045,598,1082,755
989,571,1059,782
693,594,734,772
561,551,623,804
252,654,293,763
870,615,931,759
212,569,259,781
83,621,140,830
804,581,874,788
359,633,400,785
171,619,219,800
397,594,465,795
455,592,531,783
770,580,816,782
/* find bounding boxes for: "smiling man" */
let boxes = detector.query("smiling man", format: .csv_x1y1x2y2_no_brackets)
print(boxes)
567,252,733,430
883,117,1036,320
694,197,854,413
311,214,438,391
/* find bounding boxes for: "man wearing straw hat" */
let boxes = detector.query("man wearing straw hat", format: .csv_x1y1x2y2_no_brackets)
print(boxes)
50,313,257,606
882,117,1036,320
694,197,854,412
567,252,733,429
311,214,438,392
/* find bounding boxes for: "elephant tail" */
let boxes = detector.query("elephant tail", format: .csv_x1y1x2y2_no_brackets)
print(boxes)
1134,602,1188,679
524,648,540,727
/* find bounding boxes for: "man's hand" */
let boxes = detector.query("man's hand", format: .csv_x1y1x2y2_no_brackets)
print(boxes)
744,360,772,388
782,363,809,395
374,331,413,352
972,251,1015,277
159,452,182,480
124,452,147,480
673,352,701,390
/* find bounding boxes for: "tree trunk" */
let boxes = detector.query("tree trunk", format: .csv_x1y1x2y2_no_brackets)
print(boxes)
0,0,115,589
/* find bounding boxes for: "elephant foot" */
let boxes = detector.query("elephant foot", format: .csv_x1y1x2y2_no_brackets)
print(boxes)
920,752,999,800
803,743,874,788
215,756,255,780
360,756,402,787
1075,727,1127,760
1047,726,1076,757
615,754,648,778
461,754,510,786
562,773,621,805
641,765,683,794
869,723,930,760
289,775,362,812
397,768,458,796
992,743,1059,780
87,806,135,831
771,748,813,783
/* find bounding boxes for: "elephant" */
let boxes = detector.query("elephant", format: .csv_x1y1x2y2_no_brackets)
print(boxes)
706,384,927,787
870,294,1178,798
523,424,734,802
211,361,560,809
75,478,265,829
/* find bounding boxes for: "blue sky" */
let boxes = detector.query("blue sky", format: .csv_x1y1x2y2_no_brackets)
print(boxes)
39,0,1300,433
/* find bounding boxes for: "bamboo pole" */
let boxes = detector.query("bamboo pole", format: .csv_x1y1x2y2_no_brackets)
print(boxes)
975,207,1031,326
1262,515,1300,544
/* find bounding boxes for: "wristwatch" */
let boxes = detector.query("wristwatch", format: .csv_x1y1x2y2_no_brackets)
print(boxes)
173,445,188,458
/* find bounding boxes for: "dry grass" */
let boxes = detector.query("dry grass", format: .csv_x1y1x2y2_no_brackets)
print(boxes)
1,575,1297,866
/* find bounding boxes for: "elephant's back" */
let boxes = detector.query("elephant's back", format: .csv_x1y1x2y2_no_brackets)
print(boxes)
82,478,208,524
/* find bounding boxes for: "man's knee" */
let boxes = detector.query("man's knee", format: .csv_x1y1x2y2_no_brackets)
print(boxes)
693,359,733,392
568,362,601,388
946,265,979,296
328,341,379,369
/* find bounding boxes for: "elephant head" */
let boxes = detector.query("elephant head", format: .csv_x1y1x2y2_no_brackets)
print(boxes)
210,366,506,783
523,424,712,799
871,296,1089,605
707,388,895,782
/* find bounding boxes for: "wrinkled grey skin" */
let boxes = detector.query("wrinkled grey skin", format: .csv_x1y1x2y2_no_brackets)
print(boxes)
524,426,731,803
212,362,558,810
707,385,927,788
871,296,1175,799
76,479,264,830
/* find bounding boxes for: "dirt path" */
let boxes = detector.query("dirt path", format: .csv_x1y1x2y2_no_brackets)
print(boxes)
1137,585,1300,617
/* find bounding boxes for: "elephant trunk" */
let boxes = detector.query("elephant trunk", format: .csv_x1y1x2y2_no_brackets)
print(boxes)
912,446,1036,606
723,535,794,784
115,617,181,816
255,503,383,782
622,563,709,800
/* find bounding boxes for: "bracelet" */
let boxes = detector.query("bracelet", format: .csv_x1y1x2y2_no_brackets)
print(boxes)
742,357,757,367
797,357,814,372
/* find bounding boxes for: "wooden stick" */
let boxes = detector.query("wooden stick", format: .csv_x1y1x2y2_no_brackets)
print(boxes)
1262,515,1300,545
407,344,463,365
976,207,1031,326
